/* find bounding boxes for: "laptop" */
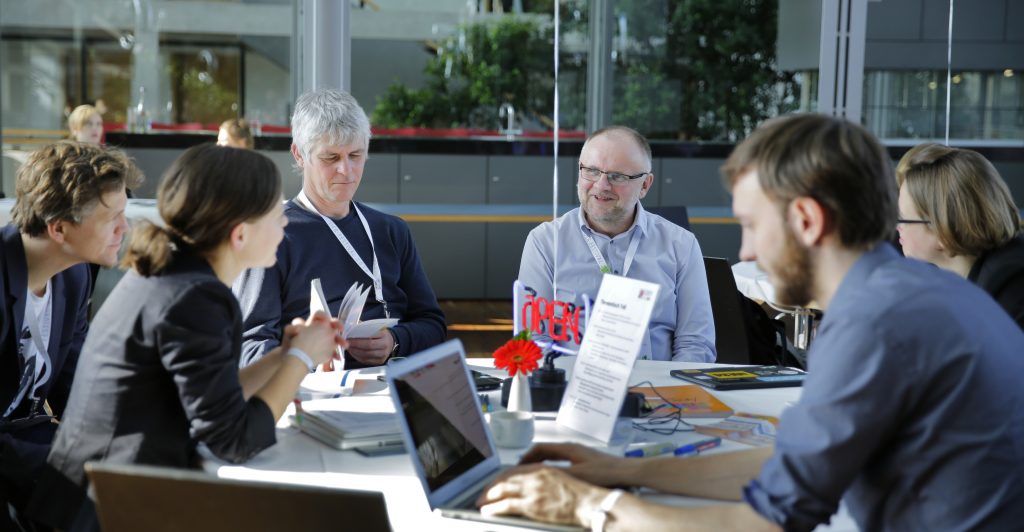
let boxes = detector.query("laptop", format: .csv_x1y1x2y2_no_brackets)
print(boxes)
86,461,392,532
386,339,581,531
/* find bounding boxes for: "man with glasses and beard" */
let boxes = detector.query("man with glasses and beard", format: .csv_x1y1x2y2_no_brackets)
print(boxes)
517,126,716,362
480,114,1024,531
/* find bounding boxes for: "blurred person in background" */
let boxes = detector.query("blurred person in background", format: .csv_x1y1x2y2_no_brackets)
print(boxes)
67,105,104,145
217,118,255,149
896,143,1024,327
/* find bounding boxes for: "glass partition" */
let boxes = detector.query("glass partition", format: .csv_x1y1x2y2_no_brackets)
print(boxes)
0,0,292,136
359,1,587,137
608,0,805,141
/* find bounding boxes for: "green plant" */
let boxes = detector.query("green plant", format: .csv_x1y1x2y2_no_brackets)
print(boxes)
373,16,562,130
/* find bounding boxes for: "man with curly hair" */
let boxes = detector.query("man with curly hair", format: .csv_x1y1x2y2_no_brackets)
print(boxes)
0,141,142,528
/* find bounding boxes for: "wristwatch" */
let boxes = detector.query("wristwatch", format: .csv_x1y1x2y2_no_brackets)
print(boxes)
387,328,400,359
589,489,624,532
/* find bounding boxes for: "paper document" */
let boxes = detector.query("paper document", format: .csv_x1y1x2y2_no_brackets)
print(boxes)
556,274,660,443
309,279,400,365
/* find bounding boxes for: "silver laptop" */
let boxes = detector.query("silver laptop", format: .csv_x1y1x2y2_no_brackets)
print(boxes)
386,339,580,531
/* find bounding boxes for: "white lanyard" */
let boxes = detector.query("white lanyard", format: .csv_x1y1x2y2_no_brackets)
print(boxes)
296,191,389,318
580,226,642,277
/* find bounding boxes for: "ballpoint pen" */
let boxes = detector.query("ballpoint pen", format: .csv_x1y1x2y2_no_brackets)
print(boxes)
624,441,677,458
672,437,721,457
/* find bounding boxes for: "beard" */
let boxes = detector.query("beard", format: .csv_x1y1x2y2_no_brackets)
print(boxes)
769,225,815,307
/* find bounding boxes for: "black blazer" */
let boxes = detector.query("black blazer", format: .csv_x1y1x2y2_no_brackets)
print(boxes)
969,234,1024,329
0,224,90,503
29,252,276,531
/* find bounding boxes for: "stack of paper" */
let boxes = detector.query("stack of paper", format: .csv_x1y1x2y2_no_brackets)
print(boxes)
291,408,403,450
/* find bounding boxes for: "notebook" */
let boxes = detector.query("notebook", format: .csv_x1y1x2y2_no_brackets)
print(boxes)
386,339,580,531
670,365,805,390
290,407,404,450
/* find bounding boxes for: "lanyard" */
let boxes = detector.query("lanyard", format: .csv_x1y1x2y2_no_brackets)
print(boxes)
296,191,389,318
580,226,642,277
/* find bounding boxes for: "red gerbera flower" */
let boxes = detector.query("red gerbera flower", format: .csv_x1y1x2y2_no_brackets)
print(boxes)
493,338,542,377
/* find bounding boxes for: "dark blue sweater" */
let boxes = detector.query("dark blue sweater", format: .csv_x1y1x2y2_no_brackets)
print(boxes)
234,201,446,368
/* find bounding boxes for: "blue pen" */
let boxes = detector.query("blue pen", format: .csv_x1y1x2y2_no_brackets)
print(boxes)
673,437,722,457
624,441,677,458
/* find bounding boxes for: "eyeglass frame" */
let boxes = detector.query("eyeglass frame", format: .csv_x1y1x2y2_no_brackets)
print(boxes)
578,163,649,185
896,218,931,225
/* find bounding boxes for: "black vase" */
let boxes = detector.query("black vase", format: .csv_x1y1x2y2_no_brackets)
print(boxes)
500,367,567,412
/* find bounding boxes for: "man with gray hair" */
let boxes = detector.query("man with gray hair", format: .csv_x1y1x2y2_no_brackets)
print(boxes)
234,89,446,368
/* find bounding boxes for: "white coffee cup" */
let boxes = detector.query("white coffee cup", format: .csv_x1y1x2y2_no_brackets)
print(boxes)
489,410,535,448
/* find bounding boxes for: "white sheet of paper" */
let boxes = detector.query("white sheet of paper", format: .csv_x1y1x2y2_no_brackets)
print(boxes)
309,278,346,370
347,318,399,338
556,274,660,443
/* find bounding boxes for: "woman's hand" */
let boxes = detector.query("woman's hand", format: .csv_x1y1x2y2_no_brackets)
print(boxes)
288,310,345,366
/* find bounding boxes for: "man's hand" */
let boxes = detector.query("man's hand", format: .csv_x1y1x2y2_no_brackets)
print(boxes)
477,466,608,527
345,329,394,366
519,443,637,488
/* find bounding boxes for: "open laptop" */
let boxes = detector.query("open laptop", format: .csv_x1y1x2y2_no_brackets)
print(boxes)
86,461,392,532
386,339,580,531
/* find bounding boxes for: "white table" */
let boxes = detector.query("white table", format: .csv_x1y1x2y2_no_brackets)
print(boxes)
202,358,856,531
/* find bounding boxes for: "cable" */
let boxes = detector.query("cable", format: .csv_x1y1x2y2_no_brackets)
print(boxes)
628,380,695,435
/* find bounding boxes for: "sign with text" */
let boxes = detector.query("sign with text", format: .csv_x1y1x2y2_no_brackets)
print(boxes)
556,274,660,443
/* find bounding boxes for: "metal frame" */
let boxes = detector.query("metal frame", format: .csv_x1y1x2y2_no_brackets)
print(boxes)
816,0,867,121
585,0,613,134
292,0,351,104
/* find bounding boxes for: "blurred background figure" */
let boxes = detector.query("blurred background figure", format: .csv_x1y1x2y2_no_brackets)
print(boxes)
67,105,104,145
896,143,1024,328
217,118,255,149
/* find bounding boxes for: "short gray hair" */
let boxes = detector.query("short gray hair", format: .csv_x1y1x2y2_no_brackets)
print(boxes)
291,88,372,161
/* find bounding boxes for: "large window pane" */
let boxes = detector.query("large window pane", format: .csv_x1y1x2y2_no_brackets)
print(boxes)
610,0,803,141
357,2,586,136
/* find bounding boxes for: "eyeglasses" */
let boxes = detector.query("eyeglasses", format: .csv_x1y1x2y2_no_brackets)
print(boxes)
579,164,649,185
897,218,931,225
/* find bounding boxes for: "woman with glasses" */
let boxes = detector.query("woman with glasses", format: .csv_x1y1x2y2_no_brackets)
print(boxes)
896,143,1024,328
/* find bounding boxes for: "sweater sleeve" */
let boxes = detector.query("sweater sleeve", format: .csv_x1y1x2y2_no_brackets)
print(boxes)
233,249,289,367
390,218,447,358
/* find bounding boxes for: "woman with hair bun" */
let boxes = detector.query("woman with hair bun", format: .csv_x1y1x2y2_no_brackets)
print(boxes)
30,144,345,531
896,143,1024,328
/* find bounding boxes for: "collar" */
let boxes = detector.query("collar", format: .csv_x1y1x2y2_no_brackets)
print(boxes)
575,203,649,239
829,242,900,309
2,225,28,305
289,197,359,223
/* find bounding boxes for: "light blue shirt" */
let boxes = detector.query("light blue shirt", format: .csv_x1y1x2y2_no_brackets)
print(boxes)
517,205,716,362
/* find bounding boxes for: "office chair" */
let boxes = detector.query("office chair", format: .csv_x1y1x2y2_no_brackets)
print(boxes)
86,462,392,532
702,256,751,364
646,205,691,230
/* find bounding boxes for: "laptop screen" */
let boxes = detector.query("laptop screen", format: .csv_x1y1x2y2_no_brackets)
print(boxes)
391,348,494,493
